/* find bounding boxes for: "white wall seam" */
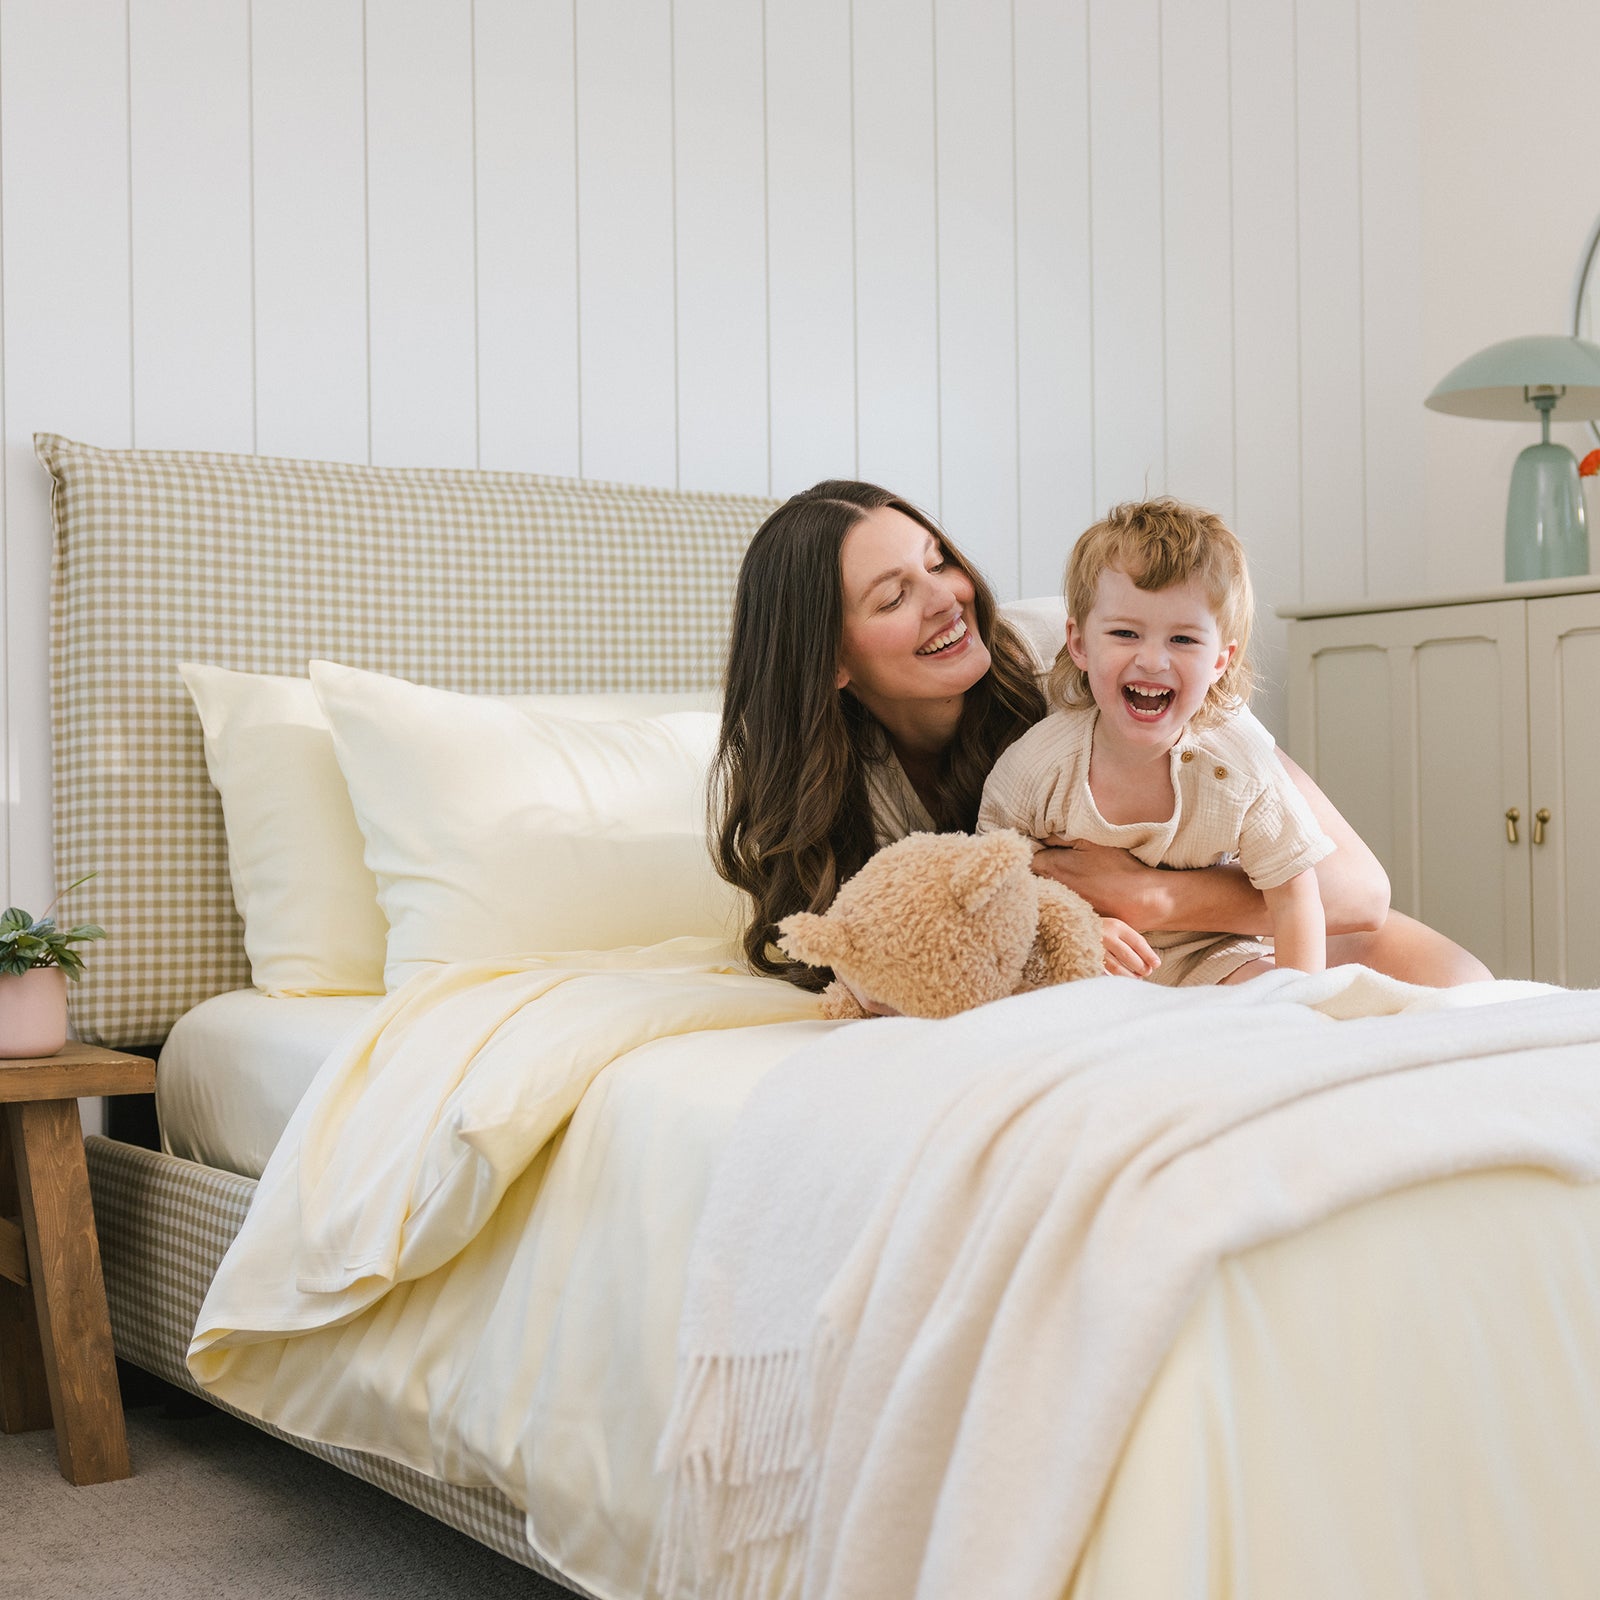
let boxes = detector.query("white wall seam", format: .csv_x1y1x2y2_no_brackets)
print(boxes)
571,0,584,480
470,0,481,471
361,0,373,466
1226,0,1237,524
849,0,860,480
1290,0,1304,603
0,0,10,895
1354,0,1369,597
247,0,259,456
761,0,773,498
1083,0,1097,519
125,0,137,445
1157,0,1167,497
669,0,681,492
1004,0,1017,585
930,0,943,519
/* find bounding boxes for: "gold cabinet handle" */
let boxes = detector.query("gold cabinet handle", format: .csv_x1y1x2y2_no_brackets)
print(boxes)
1505,807,1520,844
1535,807,1551,846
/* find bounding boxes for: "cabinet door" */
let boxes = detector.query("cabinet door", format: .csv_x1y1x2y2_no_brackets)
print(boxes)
1526,592,1600,987
1289,602,1532,978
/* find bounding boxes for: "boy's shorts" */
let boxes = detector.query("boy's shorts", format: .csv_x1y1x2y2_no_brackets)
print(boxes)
1144,930,1273,987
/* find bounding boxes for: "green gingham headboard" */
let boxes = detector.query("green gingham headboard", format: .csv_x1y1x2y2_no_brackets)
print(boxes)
41,433,778,1048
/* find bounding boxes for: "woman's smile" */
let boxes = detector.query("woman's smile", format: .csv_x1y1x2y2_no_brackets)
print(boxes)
916,614,969,656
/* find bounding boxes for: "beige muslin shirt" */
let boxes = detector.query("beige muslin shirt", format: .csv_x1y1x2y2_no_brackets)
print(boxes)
978,703,1333,888
977,704,1335,986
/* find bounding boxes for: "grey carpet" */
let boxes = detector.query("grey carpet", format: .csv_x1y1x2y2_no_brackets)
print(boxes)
5,1390,579,1599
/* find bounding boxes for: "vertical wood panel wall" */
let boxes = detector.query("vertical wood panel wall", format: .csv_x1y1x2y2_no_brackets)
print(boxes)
0,0,1423,909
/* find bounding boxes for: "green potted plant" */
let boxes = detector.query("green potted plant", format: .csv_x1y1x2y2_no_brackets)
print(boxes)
0,874,105,1059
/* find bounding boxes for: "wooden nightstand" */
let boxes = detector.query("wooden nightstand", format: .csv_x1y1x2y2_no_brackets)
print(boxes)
1,1042,155,1483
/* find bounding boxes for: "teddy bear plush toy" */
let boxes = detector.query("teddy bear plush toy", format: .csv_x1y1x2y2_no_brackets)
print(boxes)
777,828,1105,1020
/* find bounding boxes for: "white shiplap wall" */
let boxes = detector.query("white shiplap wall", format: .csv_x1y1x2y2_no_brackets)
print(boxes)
0,0,1424,911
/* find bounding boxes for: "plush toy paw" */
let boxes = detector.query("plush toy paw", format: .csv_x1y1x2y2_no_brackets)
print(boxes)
819,978,871,1020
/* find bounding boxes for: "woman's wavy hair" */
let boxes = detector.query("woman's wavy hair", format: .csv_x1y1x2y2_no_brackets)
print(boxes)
1048,497,1256,727
712,480,1046,988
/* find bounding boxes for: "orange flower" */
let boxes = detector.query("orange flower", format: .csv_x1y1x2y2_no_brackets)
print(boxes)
1581,448,1600,477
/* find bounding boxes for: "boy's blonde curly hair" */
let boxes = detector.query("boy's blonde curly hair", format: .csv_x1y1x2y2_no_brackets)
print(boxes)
1048,497,1256,729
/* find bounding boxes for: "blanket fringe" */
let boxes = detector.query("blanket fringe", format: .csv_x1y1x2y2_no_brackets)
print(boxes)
649,1324,848,1600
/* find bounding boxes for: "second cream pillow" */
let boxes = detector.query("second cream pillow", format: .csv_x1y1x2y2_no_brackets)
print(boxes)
310,661,741,988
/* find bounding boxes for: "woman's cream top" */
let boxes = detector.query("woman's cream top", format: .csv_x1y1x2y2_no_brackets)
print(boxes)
863,751,935,849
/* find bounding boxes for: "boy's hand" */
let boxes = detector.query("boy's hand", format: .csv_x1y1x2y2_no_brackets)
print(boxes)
1100,917,1160,978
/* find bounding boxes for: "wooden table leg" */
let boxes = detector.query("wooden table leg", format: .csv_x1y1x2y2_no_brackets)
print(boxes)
0,1107,52,1434
9,1099,130,1484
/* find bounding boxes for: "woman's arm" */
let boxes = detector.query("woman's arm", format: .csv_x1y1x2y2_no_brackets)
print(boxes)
1030,747,1389,936
1275,749,1389,934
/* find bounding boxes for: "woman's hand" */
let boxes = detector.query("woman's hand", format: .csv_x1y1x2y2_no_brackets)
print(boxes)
1031,838,1177,929
1100,916,1160,978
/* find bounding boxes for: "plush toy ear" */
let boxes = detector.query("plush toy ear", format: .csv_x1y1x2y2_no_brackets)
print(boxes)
949,830,1033,913
776,910,851,969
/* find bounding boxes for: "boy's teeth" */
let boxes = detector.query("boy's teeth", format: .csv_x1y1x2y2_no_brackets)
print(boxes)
1123,685,1173,713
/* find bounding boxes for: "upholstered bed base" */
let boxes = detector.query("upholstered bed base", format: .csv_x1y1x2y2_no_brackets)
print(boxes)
85,1134,596,1597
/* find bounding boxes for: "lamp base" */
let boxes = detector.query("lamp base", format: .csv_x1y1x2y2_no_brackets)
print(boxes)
1505,442,1590,581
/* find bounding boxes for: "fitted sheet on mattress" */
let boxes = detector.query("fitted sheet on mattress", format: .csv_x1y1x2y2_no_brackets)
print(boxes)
158,989,382,1178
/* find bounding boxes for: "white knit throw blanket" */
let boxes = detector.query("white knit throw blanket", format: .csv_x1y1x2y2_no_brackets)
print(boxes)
652,967,1600,1600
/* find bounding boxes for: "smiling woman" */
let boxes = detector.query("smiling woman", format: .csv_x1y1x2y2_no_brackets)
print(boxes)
710,481,1047,987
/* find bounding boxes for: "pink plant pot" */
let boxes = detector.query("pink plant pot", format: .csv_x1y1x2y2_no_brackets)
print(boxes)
0,966,69,1059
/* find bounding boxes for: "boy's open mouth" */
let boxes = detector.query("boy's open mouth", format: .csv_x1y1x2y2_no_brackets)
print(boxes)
1121,684,1174,716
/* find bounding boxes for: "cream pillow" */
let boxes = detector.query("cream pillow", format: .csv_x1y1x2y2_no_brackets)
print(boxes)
309,661,741,989
999,595,1068,675
181,663,719,996
181,663,390,995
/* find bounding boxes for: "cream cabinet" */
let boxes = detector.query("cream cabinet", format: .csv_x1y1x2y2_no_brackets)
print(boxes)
1286,580,1600,985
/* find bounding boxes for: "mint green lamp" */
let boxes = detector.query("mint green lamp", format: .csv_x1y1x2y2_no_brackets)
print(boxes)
1425,334,1600,581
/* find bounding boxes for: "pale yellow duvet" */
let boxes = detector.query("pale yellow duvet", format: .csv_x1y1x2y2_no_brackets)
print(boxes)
190,940,833,1595
189,947,1600,1600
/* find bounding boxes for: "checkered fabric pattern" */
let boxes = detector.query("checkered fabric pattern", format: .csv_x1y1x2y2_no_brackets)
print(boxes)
41,433,777,1047
85,1136,599,1595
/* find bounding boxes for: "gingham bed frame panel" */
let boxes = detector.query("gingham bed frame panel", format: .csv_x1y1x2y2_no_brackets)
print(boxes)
42,432,778,1047
85,1135,599,1596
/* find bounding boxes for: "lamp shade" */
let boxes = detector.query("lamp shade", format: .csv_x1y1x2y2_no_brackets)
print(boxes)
1425,334,1600,420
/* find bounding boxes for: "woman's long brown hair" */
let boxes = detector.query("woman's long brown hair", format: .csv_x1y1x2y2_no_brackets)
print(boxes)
712,481,1046,988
